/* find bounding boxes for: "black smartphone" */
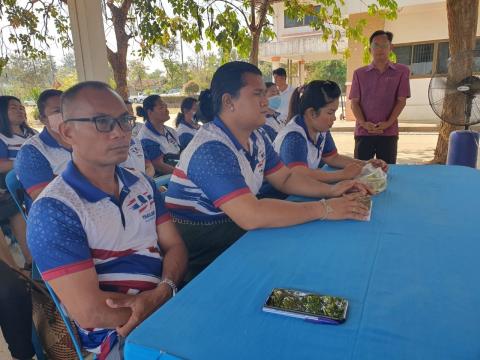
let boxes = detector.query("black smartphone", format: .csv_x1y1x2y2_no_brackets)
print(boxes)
263,288,348,324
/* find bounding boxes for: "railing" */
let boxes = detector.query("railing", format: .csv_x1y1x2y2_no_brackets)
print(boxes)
259,34,347,59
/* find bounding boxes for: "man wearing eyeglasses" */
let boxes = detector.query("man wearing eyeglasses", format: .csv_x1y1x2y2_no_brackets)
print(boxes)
349,30,411,164
16,89,151,207
26,81,187,360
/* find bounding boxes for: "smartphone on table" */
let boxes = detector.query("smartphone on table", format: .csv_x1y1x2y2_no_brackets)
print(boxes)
263,288,348,324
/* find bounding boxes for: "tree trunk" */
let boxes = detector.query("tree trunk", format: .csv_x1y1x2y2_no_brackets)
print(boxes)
105,0,132,100
250,31,261,65
432,0,479,163
248,0,270,66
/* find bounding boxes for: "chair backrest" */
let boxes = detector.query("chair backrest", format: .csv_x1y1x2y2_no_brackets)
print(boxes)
154,174,171,188
5,173,86,359
42,271,86,360
5,170,27,221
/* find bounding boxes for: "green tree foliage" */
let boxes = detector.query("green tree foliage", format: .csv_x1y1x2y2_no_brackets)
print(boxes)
0,55,56,99
183,80,199,95
305,60,347,92
0,0,397,97
167,0,398,65
0,0,71,75
128,59,148,93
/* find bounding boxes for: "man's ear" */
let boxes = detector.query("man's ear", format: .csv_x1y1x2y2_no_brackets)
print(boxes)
58,122,74,147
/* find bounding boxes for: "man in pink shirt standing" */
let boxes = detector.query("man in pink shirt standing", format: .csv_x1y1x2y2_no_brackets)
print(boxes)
349,30,411,164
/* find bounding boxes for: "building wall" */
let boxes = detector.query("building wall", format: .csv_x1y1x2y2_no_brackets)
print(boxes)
346,2,480,122
266,0,480,122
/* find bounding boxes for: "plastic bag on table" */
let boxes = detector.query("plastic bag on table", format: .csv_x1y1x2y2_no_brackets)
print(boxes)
355,163,387,193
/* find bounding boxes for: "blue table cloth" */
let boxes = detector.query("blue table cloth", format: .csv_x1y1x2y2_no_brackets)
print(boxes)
125,165,480,360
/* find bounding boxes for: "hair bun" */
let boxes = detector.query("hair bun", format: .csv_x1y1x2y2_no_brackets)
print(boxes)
136,106,145,118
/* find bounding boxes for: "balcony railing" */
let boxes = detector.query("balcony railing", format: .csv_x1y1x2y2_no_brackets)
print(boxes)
259,34,347,60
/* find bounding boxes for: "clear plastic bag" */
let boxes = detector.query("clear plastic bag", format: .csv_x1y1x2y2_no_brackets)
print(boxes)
355,163,387,193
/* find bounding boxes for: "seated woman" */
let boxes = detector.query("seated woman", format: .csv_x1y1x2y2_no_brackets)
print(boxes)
136,95,180,175
165,61,371,282
261,82,284,142
0,96,36,269
176,97,200,151
274,81,387,183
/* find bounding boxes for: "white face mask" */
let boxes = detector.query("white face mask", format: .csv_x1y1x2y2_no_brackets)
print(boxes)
48,113,63,133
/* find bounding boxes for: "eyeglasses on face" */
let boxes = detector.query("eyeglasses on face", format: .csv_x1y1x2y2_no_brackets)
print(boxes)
371,43,390,49
64,114,136,133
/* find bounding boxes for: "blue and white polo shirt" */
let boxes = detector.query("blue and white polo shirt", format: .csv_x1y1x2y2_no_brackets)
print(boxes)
121,137,146,173
27,162,170,359
137,121,180,162
274,115,337,169
0,128,37,161
15,128,72,196
165,117,284,223
176,120,199,150
261,112,283,143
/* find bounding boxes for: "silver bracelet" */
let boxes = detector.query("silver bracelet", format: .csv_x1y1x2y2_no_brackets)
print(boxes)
159,278,177,297
320,199,333,220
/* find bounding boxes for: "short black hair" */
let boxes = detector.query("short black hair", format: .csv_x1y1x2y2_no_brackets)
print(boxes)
61,81,115,114
37,89,63,118
272,68,287,77
369,30,393,44
265,82,276,89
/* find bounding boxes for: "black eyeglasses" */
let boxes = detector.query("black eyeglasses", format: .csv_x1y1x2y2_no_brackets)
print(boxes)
64,114,136,133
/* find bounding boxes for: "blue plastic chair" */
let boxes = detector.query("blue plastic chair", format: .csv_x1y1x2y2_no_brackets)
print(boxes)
5,170,86,359
154,174,171,188
5,170,27,222
42,276,87,359
5,171,46,359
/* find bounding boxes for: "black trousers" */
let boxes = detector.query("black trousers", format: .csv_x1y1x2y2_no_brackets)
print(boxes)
354,136,399,164
0,260,34,360
174,220,246,283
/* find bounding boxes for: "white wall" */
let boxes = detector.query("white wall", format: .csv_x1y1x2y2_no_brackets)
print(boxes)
399,78,440,121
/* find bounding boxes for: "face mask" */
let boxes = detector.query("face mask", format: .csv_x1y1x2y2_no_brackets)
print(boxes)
268,96,282,110
48,113,63,133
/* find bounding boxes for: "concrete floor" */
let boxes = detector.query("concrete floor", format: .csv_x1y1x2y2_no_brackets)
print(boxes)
0,130,475,359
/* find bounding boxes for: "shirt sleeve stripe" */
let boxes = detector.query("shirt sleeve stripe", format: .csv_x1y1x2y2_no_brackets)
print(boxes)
26,181,50,194
172,168,188,179
156,213,171,225
41,259,94,281
322,150,338,158
265,162,285,176
287,162,308,168
213,187,251,208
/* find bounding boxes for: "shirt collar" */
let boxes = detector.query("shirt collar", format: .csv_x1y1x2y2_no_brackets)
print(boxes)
180,119,197,130
366,61,397,72
62,161,139,203
213,117,245,151
294,115,322,148
39,127,63,149
145,120,161,136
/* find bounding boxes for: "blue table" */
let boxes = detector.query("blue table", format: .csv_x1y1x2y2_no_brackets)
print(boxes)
125,165,480,359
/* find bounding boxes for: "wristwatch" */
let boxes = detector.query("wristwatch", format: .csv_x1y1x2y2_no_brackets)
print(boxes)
159,278,177,297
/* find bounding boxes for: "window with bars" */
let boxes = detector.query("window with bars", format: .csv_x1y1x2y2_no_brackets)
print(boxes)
411,43,434,75
394,39,480,76
284,6,321,29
